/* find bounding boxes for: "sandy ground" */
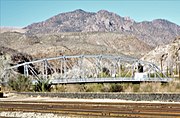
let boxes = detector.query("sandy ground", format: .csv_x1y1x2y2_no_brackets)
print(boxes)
0,92,180,104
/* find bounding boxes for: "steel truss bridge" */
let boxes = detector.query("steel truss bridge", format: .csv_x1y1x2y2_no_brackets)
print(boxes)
1,55,172,84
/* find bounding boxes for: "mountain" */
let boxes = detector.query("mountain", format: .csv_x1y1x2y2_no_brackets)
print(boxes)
24,9,180,47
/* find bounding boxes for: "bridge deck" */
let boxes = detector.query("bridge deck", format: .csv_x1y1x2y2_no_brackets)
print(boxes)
32,77,172,84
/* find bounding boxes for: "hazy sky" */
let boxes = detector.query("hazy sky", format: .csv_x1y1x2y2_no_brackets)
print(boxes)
1,0,180,27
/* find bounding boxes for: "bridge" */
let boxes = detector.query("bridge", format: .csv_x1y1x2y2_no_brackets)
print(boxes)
1,55,172,84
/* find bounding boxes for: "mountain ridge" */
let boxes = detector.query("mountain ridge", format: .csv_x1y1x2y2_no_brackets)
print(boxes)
24,9,180,47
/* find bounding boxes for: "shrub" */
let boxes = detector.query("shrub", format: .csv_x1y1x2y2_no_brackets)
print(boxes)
33,79,52,92
51,84,66,92
133,84,140,92
85,83,103,92
101,83,111,92
66,84,86,92
8,75,32,92
110,83,124,92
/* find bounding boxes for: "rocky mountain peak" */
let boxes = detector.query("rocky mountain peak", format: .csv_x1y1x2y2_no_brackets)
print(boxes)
73,9,86,13
123,16,135,23
97,10,112,14
152,19,169,24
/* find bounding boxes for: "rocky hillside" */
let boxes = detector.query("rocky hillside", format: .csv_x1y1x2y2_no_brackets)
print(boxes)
0,32,152,59
0,46,33,78
25,9,180,47
142,37,180,75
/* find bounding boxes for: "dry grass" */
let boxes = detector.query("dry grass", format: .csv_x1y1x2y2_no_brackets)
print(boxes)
50,80,180,93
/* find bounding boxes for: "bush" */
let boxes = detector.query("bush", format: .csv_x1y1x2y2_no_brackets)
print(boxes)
33,79,52,92
133,84,140,92
85,83,103,92
8,75,32,92
110,83,124,92
51,84,66,92
101,83,111,92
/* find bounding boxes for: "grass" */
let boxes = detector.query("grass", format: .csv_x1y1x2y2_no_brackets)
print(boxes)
50,80,180,93
5,80,180,93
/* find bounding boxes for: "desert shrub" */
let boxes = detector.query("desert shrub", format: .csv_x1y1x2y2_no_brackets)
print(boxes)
51,84,66,92
139,83,154,92
121,83,131,90
132,84,140,92
85,83,103,92
101,83,111,92
120,71,132,77
162,81,180,92
102,67,110,77
98,72,110,78
110,83,124,92
149,73,155,77
65,84,86,92
33,79,52,92
175,82,180,90
8,75,32,92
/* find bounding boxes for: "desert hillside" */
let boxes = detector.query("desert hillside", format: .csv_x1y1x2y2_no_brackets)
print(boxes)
142,37,180,75
0,32,152,59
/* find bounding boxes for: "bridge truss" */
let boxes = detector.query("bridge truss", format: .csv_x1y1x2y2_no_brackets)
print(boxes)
1,55,172,84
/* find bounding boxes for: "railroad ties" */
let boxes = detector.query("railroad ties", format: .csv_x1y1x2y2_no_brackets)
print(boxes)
0,101,180,117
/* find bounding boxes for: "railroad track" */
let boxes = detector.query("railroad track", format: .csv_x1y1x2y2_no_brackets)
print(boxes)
0,101,180,117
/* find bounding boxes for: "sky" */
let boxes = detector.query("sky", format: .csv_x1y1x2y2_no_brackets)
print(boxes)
0,0,180,27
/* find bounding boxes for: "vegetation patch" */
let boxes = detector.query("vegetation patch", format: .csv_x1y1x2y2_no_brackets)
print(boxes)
8,75,32,92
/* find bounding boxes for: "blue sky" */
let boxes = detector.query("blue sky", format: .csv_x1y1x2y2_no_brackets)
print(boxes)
1,0,180,27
